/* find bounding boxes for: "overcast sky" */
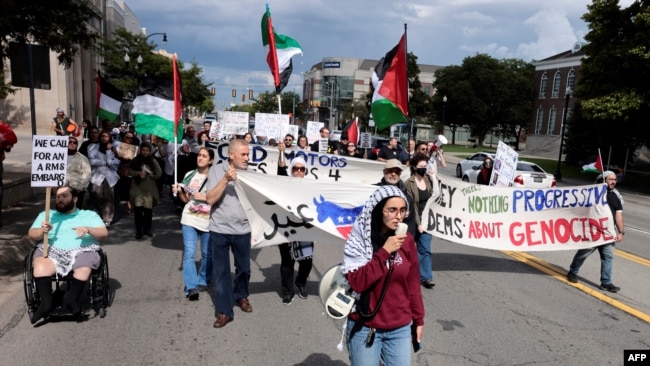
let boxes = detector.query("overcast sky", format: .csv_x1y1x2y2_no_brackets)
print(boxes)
128,0,634,109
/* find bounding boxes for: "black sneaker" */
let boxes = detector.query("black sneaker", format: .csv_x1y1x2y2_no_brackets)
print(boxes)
282,294,294,305
187,288,200,301
599,283,620,293
567,273,578,283
296,284,308,299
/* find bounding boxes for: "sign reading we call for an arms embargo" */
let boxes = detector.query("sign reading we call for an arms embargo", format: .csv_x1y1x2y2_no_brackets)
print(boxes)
31,136,68,187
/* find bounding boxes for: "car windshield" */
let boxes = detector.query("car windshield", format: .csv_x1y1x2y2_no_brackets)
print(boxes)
517,163,544,172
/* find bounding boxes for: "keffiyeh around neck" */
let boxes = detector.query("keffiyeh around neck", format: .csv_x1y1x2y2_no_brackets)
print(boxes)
342,185,408,274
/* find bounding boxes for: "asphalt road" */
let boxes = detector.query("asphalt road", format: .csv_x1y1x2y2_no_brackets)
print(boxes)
0,129,648,365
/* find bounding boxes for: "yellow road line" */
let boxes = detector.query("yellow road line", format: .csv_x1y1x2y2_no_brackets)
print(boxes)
502,251,650,324
616,249,650,266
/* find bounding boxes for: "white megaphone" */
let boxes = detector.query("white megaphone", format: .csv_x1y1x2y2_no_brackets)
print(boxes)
435,135,448,149
319,264,355,319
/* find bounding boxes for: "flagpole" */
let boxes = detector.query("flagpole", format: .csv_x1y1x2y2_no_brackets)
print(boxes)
404,23,412,150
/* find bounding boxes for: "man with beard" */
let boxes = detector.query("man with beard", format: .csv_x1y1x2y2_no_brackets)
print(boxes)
28,186,108,324
66,136,91,209
375,159,416,237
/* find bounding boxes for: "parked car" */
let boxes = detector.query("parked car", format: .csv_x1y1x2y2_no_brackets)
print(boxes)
461,160,556,188
455,152,496,177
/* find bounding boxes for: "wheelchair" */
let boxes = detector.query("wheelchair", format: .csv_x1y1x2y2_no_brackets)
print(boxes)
23,246,111,320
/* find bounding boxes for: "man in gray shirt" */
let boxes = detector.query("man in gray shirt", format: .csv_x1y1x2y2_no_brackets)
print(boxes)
206,139,252,328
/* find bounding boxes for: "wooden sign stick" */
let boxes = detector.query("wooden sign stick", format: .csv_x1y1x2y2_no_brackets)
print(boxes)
42,187,51,257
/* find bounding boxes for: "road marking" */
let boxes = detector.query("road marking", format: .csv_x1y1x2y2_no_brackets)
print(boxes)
502,251,650,323
616,249,650,266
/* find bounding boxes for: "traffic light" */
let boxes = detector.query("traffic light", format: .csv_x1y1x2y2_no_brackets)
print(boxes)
248,89,254,100
231,89,236,98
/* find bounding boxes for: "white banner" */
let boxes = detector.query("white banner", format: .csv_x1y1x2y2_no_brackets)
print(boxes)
31,135,68,187
236,171,377,248
207,142,386,184
422,176,616,251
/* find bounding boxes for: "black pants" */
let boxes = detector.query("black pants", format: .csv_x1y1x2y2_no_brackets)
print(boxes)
134,206,153,234
278,243,312,296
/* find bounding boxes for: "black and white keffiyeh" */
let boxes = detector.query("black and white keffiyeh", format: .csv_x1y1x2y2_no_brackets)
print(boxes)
341,185,409,274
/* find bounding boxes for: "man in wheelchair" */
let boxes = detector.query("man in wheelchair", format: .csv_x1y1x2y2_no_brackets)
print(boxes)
28,185,108,324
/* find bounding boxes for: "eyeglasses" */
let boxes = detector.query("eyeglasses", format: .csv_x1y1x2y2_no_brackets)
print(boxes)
384,168,401,175
285,139,293,142
347,144,355,147
292,166,306,173
68,141,78,144
383,207,407,217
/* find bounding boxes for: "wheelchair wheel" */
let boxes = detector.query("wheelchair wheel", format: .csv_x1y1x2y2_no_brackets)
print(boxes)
97,250,110,317
23,249,39,316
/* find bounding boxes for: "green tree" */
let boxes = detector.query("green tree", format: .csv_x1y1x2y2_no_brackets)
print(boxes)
0,1,99,67
180,60,213,111
434,54,533,146
565,0,649,166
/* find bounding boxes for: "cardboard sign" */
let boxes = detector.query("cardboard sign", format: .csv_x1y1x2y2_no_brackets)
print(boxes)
31,136,68,187
118,142,137,160
255,113,290,141
306,121,324,144
218,111,249,136
359,133,372,148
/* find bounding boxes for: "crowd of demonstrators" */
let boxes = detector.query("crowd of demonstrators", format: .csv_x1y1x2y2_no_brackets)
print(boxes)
28,186,108,324
128,142,162,239
567,171,625,292
476,157,494,185
88,130,121,226
405,153,440,289
173,147,214,301
206,139,253,328
342,185,425,366
276,143,313,305
65,136,91,209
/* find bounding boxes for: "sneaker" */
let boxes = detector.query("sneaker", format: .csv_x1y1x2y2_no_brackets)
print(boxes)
186,288,199,301
282,294,294,305
566,273,578,283
421,280,435,289
599,283,620,293
296,284,308,299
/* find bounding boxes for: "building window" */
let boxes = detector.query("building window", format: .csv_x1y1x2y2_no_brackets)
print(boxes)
539,72,548,98
547,107,557,135
566,69,576,93
535,108,544,134
551,71,561,98
424,85,431,95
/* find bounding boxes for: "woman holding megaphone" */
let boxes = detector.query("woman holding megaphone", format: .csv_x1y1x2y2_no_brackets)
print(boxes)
342,185,425,365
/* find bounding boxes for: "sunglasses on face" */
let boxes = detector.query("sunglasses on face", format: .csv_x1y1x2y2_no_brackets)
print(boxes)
69,140,78,144
384,168,402,175
347,144,355,147
292,166,306,173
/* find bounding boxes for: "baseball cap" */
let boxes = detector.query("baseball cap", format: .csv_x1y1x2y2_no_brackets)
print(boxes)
384,159,403,171
56,107,64,113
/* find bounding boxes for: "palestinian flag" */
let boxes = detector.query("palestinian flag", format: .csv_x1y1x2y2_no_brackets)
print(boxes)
96,73,123,122
582,151,604,173
341,117,359,144
262,5,303,93
132,55,183,142
371,34,408,130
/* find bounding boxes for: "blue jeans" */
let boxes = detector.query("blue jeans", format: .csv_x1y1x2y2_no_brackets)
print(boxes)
416,231,433,282
568,242,615,284
346,320,411,366
182,224,212,294
210,231,251,319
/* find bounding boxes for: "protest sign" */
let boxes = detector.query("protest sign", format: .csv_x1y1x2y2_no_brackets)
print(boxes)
218,111,249,136
31,135,68,187
359,133,372,148
255,113,290,140
492,141,518,186
306,121,324,144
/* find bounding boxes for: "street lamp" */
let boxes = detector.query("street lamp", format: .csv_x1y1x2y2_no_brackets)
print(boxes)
441,95,447,132
554,87,572,181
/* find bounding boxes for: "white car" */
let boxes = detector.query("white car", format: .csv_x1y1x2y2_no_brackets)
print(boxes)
462,160,557,188
455,152,496,177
